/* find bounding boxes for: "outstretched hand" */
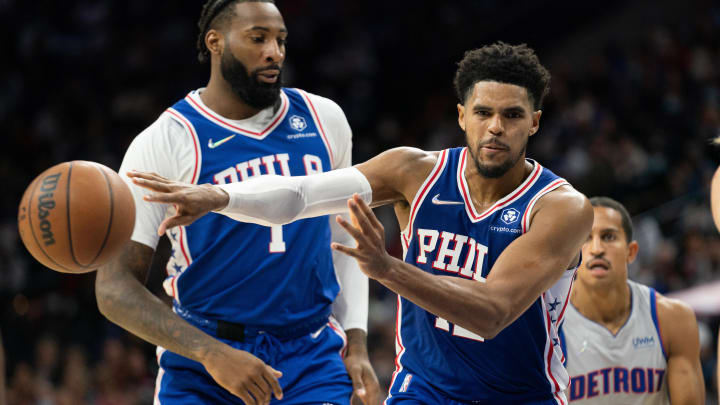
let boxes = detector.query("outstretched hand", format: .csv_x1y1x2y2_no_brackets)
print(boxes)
332,194,394,281
127,171,229,235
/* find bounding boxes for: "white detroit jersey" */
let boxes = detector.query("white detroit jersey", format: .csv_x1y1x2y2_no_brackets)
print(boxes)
561,280,668,404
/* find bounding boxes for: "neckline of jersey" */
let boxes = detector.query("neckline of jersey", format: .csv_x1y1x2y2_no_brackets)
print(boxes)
185,88,289,139
457,147,543,223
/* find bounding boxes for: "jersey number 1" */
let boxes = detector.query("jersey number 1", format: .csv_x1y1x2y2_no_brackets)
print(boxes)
269,225,286,253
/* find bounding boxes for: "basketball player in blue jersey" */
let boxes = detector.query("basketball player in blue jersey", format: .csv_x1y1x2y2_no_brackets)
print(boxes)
95,1,379,404
560,197,704,404
129,42,595,404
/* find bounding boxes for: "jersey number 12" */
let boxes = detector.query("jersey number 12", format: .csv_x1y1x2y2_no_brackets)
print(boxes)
269,225,286,253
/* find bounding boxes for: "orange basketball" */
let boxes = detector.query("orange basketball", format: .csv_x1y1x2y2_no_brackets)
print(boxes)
17,161,135,273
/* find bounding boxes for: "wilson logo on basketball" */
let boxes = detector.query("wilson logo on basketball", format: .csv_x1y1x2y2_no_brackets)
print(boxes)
37,172,61,246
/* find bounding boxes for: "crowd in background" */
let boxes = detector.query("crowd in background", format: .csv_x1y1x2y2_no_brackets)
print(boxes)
1,0,720,403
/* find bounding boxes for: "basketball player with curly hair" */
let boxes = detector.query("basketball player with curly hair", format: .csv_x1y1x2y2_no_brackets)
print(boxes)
129,42,594,404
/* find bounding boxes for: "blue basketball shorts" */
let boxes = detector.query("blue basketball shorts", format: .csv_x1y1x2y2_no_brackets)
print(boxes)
385,368,567,405
154,318,352,404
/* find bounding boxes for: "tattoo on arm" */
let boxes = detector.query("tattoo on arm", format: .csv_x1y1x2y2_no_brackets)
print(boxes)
95,241,219,362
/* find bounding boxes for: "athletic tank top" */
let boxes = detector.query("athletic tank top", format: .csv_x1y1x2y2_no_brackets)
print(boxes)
561,280,669,404
161,88,338,327
393,147,576,403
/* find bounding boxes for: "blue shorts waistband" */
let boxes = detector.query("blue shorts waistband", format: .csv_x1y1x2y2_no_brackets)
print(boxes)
173,304,332,341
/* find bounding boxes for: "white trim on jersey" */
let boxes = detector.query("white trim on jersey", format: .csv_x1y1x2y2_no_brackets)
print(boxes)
184,91,290,140
541,293,569,405
154,347,167,405
457,148,543,223
327,316,348,358
297,88,335,168
521,178,570,233
400,149,449,250
555,268,579,330
163,108,202,185
384,295,407,405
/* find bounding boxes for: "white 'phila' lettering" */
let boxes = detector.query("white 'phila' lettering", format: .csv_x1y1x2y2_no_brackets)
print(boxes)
211,153,322,254
416,229,439,264
417,228,488,280
432,231,468,272
212,153,321,184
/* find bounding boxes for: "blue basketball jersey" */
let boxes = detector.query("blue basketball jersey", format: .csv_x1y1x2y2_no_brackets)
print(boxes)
393,147,577,403
160,88,338,327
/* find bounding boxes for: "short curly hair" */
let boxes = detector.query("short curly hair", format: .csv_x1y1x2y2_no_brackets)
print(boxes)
454,42,550,110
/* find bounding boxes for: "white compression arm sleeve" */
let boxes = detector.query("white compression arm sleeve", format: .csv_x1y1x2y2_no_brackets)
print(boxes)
215,167,373,225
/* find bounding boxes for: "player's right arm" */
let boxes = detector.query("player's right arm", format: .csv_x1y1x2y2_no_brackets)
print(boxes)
127,146,437,232
95,116,282,405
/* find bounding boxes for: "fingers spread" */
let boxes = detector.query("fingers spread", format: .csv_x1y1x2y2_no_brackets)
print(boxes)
143,191,182,203
354,194,384,232
336,214,364,242
331,242,362,259
127,171,171,184
348,200,375,238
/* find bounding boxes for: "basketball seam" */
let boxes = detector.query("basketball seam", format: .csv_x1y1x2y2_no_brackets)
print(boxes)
66,161,84,268
88,164,115,267
26,168,73,272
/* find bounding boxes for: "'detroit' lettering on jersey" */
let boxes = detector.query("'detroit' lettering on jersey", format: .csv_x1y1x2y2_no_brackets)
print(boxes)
162,88,337,327
560,280,669,404
395,146,575,403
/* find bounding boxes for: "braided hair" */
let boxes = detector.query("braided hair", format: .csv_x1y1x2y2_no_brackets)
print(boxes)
196,0,275,63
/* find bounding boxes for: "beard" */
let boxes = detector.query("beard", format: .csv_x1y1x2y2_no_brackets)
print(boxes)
220,49,282,110
467,137,527,178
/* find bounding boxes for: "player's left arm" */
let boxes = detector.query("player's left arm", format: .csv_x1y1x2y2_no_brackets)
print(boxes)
334,187,593,339
315,93,380,405
656,295,705,404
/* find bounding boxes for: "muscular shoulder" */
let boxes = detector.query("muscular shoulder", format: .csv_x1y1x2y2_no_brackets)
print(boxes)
655,293,698,352
357,147,440,206
530,185,593,230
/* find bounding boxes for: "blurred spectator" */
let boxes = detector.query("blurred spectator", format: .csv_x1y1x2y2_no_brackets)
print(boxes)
0,330,5,405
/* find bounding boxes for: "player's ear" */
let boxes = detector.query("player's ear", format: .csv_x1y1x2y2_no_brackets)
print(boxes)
457,103,466,132
529,110,542,137
626,240,639,265
206,29,224,58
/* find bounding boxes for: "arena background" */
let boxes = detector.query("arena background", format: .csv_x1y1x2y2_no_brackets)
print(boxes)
2,0,720,403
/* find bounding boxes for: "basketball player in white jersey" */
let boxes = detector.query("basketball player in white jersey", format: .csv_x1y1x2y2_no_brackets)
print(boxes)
560,197,704,404
128,43,594,404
